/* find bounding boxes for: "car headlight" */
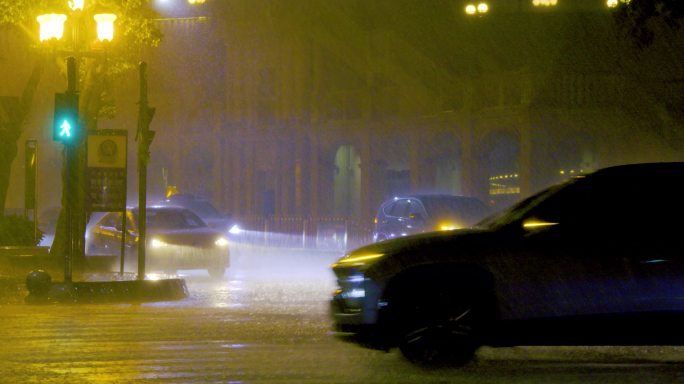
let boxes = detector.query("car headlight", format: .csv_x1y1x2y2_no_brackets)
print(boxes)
228,224,242,235
437,221,462,231
215,237,229,247
150,238,168,248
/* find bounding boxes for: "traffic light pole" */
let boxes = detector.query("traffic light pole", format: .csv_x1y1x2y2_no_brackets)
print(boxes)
136,62,156,280
64,57,78,283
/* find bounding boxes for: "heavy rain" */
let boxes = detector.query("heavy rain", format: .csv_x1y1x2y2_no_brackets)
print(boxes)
2,0,684,382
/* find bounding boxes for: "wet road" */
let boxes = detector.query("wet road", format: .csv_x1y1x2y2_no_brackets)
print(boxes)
1,245,684,383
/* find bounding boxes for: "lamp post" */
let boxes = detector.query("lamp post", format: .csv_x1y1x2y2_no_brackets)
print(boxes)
37,1,117,283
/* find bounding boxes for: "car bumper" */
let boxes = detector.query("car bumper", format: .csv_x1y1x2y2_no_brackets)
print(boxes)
145,246,230,271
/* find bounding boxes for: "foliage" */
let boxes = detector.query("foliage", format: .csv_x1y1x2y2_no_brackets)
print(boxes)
0,215,43,246
0,0,162,120
613,0,684,48
0,0,163,254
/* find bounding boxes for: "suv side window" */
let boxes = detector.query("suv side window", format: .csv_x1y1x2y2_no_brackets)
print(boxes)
389,200,409,218
408,199,427,220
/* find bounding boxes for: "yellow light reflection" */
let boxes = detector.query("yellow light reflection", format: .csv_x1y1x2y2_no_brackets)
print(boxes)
523,219,558,229
334,253,384,266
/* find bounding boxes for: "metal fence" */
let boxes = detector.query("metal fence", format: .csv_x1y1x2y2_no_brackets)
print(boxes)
233,216,373,251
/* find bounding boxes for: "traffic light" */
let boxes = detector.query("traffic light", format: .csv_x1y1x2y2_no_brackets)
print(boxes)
53,92,79,143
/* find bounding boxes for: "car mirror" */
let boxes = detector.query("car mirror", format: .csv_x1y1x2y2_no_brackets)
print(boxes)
409,213,424,221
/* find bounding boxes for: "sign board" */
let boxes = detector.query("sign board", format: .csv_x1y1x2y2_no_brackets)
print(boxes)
86,130,128,212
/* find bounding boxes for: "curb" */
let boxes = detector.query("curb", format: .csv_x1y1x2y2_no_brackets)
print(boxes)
25,271,189,304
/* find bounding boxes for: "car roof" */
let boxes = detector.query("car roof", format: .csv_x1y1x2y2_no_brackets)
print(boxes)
386,193,483,202
164,194,210,202
593,161,684,176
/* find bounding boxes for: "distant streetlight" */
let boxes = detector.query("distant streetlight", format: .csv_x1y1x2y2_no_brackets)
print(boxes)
607,0,631,8
532,0,558,6
465,2,489,15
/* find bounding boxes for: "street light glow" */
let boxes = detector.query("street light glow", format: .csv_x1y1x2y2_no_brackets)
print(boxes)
465,3,488,15
607,0,631,7
533,0,558,6
37,14,67,41
94,13,117,42
68,0,85,11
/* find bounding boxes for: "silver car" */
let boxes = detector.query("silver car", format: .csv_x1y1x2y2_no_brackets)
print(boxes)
86,206,230,278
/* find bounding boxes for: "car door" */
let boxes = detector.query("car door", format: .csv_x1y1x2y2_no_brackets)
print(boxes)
406,199,428,234
384,199,410,238
615,171,684,313
90,212,123,255
493,177,639,320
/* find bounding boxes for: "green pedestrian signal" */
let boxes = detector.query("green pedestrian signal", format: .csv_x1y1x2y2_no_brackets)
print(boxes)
53,92,79,143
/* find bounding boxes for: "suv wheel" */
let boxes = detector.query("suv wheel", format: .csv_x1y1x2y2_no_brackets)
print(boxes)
399,303,479,366
391,279,494,366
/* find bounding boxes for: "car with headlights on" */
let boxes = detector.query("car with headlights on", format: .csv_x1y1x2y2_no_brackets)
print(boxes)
86,206,230,278
372,194,491,242
331,162,684,366
158,194,241,235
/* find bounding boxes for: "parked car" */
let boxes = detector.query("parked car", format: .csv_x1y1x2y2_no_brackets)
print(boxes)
158,194,240,235
372,194,492,242
86,206,230,278
331,162,684,366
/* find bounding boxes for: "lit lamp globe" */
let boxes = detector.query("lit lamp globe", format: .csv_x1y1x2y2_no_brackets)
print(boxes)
94,13,117,42
37,13,67,42
68,0,84,11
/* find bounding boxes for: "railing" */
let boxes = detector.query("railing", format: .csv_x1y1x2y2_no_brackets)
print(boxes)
232,216,374,251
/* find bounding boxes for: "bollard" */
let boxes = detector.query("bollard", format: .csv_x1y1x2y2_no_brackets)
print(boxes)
25,270,52,304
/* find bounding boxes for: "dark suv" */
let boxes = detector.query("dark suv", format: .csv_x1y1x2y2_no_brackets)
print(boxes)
372,194,492,242
331,162,684,366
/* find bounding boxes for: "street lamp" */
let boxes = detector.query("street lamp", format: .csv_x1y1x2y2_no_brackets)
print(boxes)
94,13,117,42
69,0,85,11
37,7,118,45
607,0,631,8
465,2,489,16
37,14,67,42
36,1,118,283
532,0,558,6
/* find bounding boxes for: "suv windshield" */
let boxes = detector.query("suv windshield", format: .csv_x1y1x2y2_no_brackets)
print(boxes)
474,178,578,230
133,208,208,230
419,196,490,221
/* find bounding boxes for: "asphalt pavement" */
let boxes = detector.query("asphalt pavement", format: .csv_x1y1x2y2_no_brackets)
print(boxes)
1,245,684,383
